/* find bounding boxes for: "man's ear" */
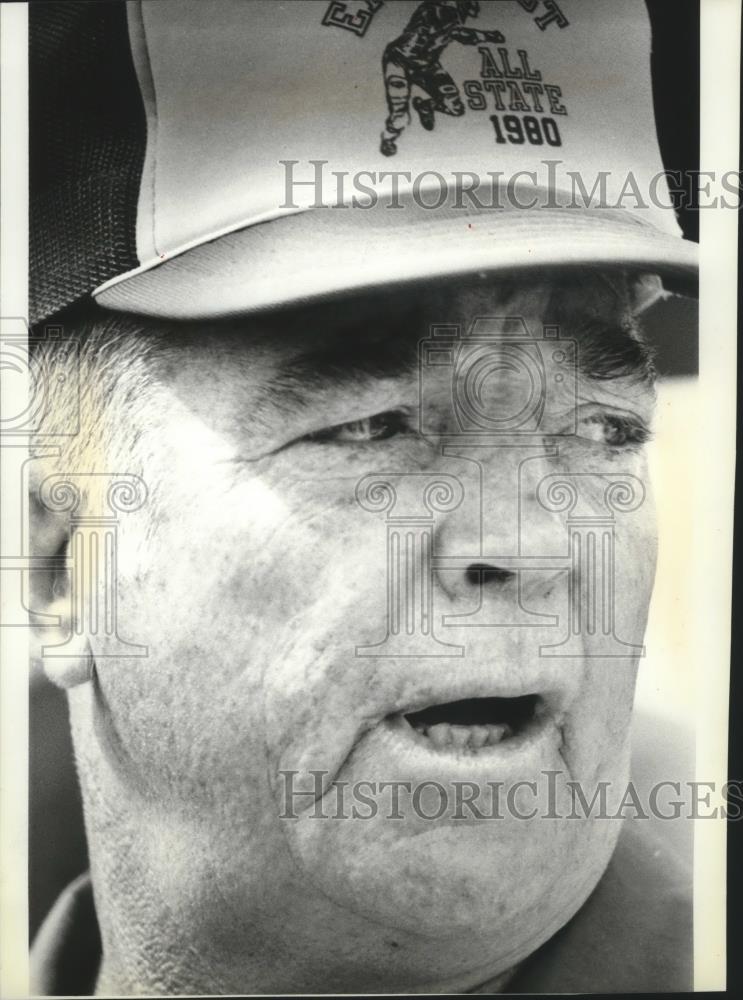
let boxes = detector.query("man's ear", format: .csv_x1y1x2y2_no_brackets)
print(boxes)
29,476,93,689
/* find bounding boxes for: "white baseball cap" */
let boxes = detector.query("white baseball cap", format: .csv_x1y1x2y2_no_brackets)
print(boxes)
32,0,698,324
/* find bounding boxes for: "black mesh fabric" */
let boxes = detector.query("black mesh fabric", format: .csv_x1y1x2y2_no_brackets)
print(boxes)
30,1,146,325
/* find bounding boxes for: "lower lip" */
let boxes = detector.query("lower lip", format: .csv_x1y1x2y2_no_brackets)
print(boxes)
357,711,564,784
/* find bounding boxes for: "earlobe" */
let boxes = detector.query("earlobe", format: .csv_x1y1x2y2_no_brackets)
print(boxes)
41,634,95,689
29,479,94,689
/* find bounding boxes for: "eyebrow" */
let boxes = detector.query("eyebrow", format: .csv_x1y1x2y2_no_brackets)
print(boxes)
255,308,656,420
573,319,657,386
259,326,421,411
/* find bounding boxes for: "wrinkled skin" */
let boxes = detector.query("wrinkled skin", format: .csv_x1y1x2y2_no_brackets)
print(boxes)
40,275,657,994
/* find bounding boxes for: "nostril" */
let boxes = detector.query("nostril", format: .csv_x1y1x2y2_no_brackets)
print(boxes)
465,563,515,586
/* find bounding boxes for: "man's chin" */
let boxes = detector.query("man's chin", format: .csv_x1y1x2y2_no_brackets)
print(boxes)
287,796,620,945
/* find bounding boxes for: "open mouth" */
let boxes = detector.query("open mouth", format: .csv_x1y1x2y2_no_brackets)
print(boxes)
402,695,541,752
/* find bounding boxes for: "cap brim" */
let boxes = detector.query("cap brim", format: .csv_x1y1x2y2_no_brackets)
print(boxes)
94,203,699,319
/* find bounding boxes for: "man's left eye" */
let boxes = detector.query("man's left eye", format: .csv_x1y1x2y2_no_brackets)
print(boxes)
576,412,651,448
302,410,411,444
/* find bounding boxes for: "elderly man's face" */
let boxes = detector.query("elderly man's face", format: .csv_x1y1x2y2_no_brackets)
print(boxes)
65,275,657,992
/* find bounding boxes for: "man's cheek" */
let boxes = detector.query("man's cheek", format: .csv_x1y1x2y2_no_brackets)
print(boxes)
613,505,658,637
108,479,384,689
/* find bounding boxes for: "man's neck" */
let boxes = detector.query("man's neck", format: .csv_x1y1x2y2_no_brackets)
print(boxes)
95,950,521,996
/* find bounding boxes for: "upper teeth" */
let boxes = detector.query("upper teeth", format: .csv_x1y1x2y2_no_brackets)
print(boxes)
413,721,512,750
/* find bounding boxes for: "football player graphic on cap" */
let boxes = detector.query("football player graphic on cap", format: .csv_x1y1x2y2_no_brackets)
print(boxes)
380,0,505,156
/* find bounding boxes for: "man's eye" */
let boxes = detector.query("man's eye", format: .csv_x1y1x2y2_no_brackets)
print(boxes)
576,412,651,449
303,410,411,444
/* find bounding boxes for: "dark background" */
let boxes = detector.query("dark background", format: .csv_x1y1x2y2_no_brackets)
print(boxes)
647,0,700,245
645,0,700,378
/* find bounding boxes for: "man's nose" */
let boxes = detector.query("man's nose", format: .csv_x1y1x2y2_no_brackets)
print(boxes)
433,523,523,606
431,453,565,608
464,563,515,586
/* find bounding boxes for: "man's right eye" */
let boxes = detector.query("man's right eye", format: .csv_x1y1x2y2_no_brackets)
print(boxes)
301,409,411,444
